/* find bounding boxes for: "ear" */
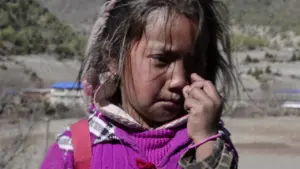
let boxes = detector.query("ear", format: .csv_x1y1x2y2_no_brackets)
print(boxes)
107,59,118,75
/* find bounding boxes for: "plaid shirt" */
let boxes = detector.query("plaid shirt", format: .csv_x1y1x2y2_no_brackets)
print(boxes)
179,138,237,169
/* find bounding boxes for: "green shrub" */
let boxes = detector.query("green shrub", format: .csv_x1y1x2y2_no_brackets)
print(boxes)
285,40,294,47
280,32,289,40
294,26,300,36
244,55,260,64
44,101,55,116
0,26,16,41
265,65,272,74
0,9,10,28
290,53,300,62
273,72,282,77
232,33,268,50
55,45,75,60
265,53,274,60
247,67,264,80
0,64,8,70
253,68,264,79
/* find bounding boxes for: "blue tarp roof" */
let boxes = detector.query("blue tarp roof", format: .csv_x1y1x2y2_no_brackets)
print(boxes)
51,82,83,89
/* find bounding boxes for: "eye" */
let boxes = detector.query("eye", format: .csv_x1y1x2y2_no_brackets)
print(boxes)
151,55,169,66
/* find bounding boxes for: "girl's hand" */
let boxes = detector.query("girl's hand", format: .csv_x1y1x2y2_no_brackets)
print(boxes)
183,73,222,143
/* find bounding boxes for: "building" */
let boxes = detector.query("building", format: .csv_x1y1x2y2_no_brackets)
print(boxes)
49,82,84,106
273,89,300,109
21,88,51,101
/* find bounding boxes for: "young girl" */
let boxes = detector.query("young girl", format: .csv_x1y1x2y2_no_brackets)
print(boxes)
41,0,239,168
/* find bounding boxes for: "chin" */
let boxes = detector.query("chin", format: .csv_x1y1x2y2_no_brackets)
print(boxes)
150,108,183,123
142,102,185,124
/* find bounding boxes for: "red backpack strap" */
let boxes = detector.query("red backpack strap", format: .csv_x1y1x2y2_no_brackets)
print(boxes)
71,119,92,169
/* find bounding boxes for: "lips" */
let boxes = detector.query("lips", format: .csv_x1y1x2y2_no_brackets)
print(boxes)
163,100,179,105
156,92,183,108
158,98,182,107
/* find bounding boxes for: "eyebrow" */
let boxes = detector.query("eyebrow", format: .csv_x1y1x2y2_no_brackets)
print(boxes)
146,40,172,52
145,40,195,58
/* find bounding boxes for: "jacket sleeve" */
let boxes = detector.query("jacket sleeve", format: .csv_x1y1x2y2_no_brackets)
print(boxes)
39,143,74,169
178,138,237,169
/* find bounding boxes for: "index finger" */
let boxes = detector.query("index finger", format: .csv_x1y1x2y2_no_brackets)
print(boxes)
191,73,221,104
203,81,221,103
191,73,205,83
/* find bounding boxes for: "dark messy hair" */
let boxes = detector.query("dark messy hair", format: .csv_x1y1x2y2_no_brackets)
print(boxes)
78,0,237,105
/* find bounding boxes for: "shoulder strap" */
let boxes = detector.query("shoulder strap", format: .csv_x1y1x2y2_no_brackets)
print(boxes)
71,119,92,169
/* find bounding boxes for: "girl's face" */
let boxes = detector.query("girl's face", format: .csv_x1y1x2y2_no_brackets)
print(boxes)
122,10,208,127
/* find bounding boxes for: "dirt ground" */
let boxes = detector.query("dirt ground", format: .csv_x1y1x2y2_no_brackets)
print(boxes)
0,116,299,169
224,117,300,169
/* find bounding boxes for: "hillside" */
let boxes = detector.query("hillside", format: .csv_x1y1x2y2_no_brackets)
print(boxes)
37,0,106,34
35,0,300,51
0,0,86,59
225,0,300,34
1,0,298,58
35,0,300,35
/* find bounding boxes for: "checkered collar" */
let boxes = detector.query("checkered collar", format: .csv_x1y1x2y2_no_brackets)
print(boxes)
56,107,118,151
56,106,187,150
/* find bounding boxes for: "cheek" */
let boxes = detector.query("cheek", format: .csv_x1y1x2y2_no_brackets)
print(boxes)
130,59,165,104
135,81,160,104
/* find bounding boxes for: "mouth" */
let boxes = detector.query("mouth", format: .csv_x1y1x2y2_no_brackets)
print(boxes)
157,98,182,108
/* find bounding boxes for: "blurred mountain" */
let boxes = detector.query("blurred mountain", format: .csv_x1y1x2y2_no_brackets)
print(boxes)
0,0,86,59
36,0,300,34
225,0,300,33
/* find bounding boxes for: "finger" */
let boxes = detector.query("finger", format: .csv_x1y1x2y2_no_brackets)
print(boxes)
184,97,212,115
188,81,210,101
189,86,211,103
191,73,205,83
182,85,191,99
189,81,205,91
189,87,216,109
184,97,199,113
190,74,221,105
202,81,222,105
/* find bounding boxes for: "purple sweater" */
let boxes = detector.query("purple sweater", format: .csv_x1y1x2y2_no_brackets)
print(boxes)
40,108,192,169
40,101,238,169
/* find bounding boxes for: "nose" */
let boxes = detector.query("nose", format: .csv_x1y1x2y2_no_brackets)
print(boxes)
168,59,186,92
